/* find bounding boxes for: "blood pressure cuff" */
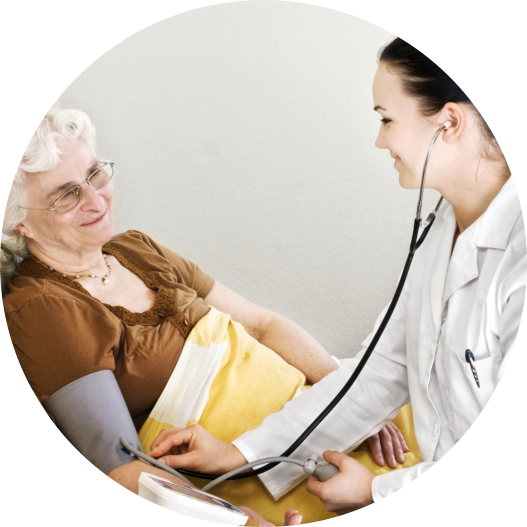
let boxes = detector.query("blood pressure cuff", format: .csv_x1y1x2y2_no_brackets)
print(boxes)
43,370,143,475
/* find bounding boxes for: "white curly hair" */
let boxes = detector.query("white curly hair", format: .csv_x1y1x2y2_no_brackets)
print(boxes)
3,109,97,257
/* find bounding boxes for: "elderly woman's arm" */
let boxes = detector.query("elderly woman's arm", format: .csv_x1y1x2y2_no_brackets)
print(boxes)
108,460,189,494
203,282,410,467
204,282,338,384
39,397,189,494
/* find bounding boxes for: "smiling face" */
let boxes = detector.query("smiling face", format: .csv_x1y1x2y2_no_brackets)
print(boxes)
18,139,114,259
372,63,447,190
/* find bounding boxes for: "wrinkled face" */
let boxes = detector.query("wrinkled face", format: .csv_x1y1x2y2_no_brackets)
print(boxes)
372,63,443,189
20,139,114,256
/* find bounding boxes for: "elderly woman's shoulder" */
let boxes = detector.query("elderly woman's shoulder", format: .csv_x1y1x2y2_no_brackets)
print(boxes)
3,256,100,315
3,267,76,313
3,255,48,302
105,230,178,261
111,229,149,241
106,229,157,250
3,280,59,322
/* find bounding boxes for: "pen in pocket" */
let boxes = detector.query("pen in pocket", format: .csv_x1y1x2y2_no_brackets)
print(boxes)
465,349,480,388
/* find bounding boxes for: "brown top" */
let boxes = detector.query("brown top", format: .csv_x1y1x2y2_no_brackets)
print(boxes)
4,230,215,428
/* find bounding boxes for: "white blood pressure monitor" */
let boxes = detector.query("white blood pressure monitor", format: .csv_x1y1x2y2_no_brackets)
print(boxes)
138,472,249,525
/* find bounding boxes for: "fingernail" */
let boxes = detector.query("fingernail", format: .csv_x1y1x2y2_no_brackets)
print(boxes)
158,458,166,464
297,515,302,525
392,457,397,467
379,458,384,467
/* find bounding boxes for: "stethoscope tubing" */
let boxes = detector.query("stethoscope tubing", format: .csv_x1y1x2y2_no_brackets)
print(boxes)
177,124,448,482
416,126,445,221
178,219,430,481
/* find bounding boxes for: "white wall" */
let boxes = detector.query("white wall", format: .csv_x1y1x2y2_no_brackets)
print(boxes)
56,1,440,358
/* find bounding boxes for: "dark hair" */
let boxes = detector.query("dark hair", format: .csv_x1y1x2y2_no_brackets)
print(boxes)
378,38,501,161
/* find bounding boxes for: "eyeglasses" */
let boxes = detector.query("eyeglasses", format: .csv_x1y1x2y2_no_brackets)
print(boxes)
20,162,114,214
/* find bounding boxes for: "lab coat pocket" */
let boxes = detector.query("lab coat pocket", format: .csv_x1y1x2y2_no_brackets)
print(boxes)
443,343,503,440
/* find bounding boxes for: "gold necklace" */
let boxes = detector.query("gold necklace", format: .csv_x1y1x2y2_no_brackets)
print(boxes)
34,253,112,285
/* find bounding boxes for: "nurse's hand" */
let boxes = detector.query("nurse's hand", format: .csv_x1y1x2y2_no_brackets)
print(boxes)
148,424,247,474
306,451,375,514
366,422,409,468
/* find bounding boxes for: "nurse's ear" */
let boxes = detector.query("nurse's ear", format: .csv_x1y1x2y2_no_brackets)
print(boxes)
438,103,466,143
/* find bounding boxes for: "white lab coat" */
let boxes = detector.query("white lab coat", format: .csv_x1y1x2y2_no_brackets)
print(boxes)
232,176,526,501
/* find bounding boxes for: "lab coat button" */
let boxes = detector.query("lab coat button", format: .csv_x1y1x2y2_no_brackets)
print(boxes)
432,424,439,435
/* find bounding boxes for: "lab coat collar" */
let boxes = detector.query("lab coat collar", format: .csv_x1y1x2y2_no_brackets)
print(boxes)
434,176,521,317
439,177,521,250
475,176,522,250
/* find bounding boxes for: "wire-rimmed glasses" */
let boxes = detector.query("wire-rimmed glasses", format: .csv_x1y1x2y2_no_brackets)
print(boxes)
20,162,114,214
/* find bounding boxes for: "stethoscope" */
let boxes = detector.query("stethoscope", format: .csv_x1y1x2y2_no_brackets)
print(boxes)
121,120,453,491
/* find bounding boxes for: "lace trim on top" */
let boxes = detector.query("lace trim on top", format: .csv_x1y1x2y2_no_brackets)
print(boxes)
17,242,192,333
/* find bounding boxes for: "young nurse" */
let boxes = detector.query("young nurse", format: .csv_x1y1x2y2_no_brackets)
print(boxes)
147,38,526,514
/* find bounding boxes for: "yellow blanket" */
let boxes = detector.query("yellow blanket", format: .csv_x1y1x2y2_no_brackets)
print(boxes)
139,308,422,525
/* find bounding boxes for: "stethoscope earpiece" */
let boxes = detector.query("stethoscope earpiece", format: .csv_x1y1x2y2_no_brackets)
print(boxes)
442,120,452,130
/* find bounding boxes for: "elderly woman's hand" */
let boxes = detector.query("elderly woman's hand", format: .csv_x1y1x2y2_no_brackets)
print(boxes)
366,421,409,468
238,506,302,526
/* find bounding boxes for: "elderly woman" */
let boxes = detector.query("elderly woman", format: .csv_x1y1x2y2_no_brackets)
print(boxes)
3,109,414,525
